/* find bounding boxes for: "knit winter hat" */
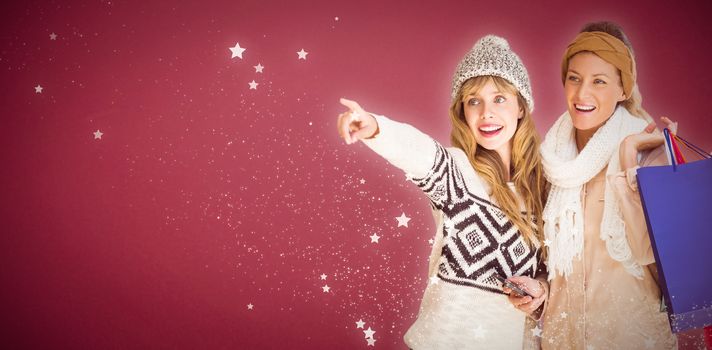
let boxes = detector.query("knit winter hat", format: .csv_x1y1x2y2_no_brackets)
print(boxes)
451,35,534,111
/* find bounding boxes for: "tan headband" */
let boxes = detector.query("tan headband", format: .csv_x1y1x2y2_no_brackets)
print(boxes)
561,31,636,98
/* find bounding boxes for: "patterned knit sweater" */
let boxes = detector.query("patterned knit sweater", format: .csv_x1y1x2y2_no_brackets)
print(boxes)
362,114,542,349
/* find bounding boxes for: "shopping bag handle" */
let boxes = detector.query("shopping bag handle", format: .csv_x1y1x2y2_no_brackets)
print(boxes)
663,128,711,172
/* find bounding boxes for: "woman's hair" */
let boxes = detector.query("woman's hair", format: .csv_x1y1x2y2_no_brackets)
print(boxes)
579,21,652,121
449,76,548,250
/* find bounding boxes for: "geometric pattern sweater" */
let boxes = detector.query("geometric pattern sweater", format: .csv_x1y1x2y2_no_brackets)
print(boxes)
363,114,541,294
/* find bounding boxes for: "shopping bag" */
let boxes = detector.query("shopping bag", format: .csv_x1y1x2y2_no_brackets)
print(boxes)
636,129,712,333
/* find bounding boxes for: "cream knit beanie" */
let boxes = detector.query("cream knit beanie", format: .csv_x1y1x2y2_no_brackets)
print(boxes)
451,35,534,111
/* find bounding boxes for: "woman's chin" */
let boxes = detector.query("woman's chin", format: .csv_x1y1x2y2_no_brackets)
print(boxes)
570,113,611,132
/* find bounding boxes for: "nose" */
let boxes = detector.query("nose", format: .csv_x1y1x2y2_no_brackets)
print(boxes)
480,102,494,120
575,82,591,100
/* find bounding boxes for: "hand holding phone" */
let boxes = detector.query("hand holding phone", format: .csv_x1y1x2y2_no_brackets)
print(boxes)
493,273,531,297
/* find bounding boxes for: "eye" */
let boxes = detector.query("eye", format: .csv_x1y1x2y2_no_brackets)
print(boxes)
567,75,580,82
594,78,607,84
467,98,480,106
494,96,506,103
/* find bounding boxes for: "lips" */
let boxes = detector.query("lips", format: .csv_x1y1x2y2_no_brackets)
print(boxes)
574,103,596,112
478,124,503,137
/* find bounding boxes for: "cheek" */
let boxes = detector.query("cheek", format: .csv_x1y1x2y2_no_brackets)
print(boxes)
463,108,477,128
564,84,576,100
596,90,621,112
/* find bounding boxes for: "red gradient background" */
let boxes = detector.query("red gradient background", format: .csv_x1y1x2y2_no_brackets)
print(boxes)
1,0,710,349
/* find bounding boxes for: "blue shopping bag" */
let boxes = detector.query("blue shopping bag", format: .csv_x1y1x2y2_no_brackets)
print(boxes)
637,130,712,333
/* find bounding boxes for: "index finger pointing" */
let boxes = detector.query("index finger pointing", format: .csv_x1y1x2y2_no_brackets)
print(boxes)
339,97,362,112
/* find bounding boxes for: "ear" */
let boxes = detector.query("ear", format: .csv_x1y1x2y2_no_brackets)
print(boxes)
618,92,627,103
617,84,627,102
518,108,524,119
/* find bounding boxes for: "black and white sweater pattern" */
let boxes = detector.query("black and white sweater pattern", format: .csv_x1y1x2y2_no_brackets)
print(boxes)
363,114,540,295
409,143,539,294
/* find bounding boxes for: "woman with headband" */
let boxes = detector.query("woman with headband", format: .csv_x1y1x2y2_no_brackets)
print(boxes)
505,22,678,349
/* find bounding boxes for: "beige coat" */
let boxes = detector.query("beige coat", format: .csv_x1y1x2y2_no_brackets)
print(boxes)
541,146,677,350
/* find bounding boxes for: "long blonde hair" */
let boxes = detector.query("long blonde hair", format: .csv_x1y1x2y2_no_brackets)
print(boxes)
449,76,548,250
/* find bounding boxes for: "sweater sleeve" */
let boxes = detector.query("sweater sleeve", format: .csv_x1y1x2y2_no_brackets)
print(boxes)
361,114,464,209
609,145,667,265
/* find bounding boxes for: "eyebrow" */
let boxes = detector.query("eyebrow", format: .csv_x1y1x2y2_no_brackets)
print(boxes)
568,69,611,78
465,91,503,97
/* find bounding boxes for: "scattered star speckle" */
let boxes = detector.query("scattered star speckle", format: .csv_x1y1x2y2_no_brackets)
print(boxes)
363,327,375,339
34,85,43,93
531,325,542,337
49,32,57,40
297,48,308,60
247,303,254,310
472,325,487,339
93,130,103,139
396,212,411,227
369,233,380,243
229,42,246,59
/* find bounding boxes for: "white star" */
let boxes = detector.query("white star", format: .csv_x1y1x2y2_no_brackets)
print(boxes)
320,273,327,280
429,276,439,285
355,319,365,328
363,327,375,339
248,80,258,90
544,239,552,247
49,32,57,40
34,84,43,93
366,337,376,346
297,48,308,60
473,325,487,339
428,238,434,245
644,338,656,349
359,178,366,184
369,233,380,243
253,63,264,73
531,325,542,337
322,284,330,293
247,303,254,310
396,212,411,227
229,42,246,59
93,130,103,139
560,311,568,319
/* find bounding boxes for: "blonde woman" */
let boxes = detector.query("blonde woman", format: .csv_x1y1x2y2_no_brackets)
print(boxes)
336,35,548,349
507,22,677,349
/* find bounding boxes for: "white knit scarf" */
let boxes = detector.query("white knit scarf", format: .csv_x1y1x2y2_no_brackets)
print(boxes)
540,106,648,280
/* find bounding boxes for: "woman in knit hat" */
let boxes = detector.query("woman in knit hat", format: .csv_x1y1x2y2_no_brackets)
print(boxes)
336,35,548,349
507,21,678,349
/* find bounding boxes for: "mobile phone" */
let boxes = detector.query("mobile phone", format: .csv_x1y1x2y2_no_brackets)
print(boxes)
493,273,531,297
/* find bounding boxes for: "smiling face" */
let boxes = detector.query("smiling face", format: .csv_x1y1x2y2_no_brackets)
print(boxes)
463,77,523,161
564,52,627,131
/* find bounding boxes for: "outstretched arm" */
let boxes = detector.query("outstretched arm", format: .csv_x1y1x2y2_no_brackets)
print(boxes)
337,98,439,179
